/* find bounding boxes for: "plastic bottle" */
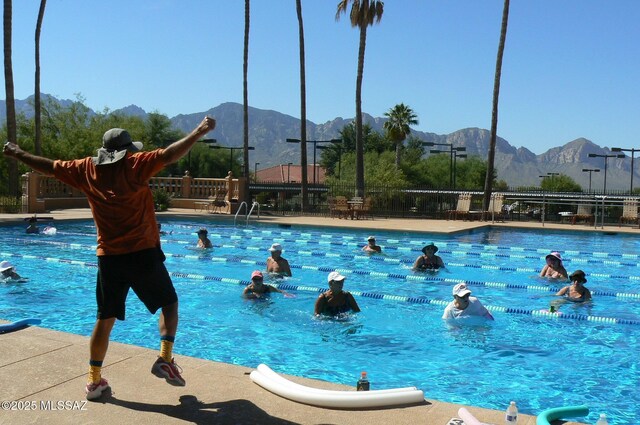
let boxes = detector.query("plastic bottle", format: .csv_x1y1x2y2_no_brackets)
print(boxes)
595,413,608,425
505,401,518,424
356,371,370,391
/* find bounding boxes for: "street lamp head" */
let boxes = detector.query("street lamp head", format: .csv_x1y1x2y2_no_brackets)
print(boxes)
457,154,467,159
422,142,435,147
611,147,622,152
286,138,301,143
615,154,625,158
430,150,444,154
330,139,342,144
454,147,466,152
588,153,598,158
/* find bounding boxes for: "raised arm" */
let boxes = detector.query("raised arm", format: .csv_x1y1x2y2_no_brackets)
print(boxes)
160,116,216,165
3,142,55,176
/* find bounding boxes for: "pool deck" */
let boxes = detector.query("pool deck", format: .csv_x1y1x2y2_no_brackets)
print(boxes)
0,208,608,425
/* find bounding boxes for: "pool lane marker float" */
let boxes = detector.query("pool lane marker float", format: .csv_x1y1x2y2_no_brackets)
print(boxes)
3,251,640,302
250,363,425,408
536,405,589,425
0,318,41,334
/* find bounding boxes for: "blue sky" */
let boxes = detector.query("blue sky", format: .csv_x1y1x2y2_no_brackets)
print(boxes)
3,0,639,154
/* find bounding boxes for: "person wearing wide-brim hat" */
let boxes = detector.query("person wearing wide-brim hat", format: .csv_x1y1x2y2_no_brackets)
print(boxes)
0,260,22,280
3,115,217,400
266,243,292,277
540,251,568,280
556,270,591,302
413,242,445,271
196,228,212,249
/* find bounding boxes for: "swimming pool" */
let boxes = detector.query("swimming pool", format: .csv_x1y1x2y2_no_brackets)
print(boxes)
1,219,638,424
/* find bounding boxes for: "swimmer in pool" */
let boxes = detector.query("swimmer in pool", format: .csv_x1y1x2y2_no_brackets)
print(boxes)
442,283,494,321
196,228,213,249
266,243,292,277
0,261,23,281
540,251,568,280
242,270,290,299
556,270,591,302
413,242,445,271
314,271,360,316
362,236,382,253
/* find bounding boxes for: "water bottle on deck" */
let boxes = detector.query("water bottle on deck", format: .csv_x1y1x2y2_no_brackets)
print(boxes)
595,413,609,425
505,401,518,424
356,371,370,391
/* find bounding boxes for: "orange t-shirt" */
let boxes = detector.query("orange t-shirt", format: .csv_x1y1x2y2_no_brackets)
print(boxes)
53,150,166,256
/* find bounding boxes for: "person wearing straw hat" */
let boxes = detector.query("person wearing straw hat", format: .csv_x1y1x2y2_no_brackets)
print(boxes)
0,260,22,281
362,235,382,253
556,270,591,302
196,228,212,249
314,271,360,316
413,242,445,271
442,283,494,321
540,251,568,280
266,243,292,277
4,116,216,400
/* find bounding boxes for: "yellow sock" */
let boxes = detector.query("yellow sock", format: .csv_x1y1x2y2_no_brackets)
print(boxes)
160,339,174,362
88,365,102,384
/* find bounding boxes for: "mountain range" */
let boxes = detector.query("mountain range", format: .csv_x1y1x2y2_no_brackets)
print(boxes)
1,95,636,190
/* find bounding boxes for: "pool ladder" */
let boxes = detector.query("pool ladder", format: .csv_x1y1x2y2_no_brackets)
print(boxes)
234,201,260,225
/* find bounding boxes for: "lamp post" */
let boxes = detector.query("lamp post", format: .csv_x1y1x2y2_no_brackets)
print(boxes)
287,162,293,183
581,168,600,193
588,153,625,194
187,138,217,174
316,144,343,179
424,142,466,188
286,138,341,185
254,162,260,183
611,147,639,193
209,146,255,174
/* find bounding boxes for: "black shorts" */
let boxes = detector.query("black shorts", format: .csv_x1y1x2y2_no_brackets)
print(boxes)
96,247,177,320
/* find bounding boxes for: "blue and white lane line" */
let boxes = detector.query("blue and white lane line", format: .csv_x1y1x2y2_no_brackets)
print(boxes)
3,251,640,301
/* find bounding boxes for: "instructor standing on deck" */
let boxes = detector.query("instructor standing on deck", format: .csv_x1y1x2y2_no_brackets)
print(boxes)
4,116,216,400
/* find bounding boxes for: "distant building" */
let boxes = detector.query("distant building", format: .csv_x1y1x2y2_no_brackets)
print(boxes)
255,164,326,184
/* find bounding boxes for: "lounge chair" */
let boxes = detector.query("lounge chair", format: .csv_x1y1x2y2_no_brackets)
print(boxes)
619,198,639,227
484,193,505,222
446,193,472,220
571,202,594,225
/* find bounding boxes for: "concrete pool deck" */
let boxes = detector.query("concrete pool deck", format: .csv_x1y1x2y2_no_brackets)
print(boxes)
0,208,606,425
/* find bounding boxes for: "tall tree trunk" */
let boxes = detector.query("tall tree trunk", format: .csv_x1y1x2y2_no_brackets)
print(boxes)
34,0,47,156
3,0,18,196
355,25,367,198
483,0,510,211
296,0,308,212
242,0,250,204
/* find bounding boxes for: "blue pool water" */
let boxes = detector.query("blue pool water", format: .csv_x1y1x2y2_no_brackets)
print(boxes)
1,220,639,424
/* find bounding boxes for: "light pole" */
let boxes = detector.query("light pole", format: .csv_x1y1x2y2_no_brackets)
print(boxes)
316,144,343,179
254,162,260,183
588,153,625,194
286,138,341,185
209,146,255,174
187,138,217,174
424,142,465,188
611,147,639,193
581,168,600,193
287,162,293,183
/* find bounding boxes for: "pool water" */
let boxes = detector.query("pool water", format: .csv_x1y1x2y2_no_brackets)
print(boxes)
1,220,639,424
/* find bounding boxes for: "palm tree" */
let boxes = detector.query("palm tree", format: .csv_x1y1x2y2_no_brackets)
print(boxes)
34,0,47,156
383,103,418,169
296,0,309,211
483,0,510,211
242,0,251,203
336,0,384,197
3,0,18,196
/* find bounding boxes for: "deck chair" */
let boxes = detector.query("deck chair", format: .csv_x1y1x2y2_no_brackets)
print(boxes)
571,202,594,225
619,198,640,227
446,193,472,220
331,196,350,219
484,193,505,222
353,197,373,220
208,189,229,214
